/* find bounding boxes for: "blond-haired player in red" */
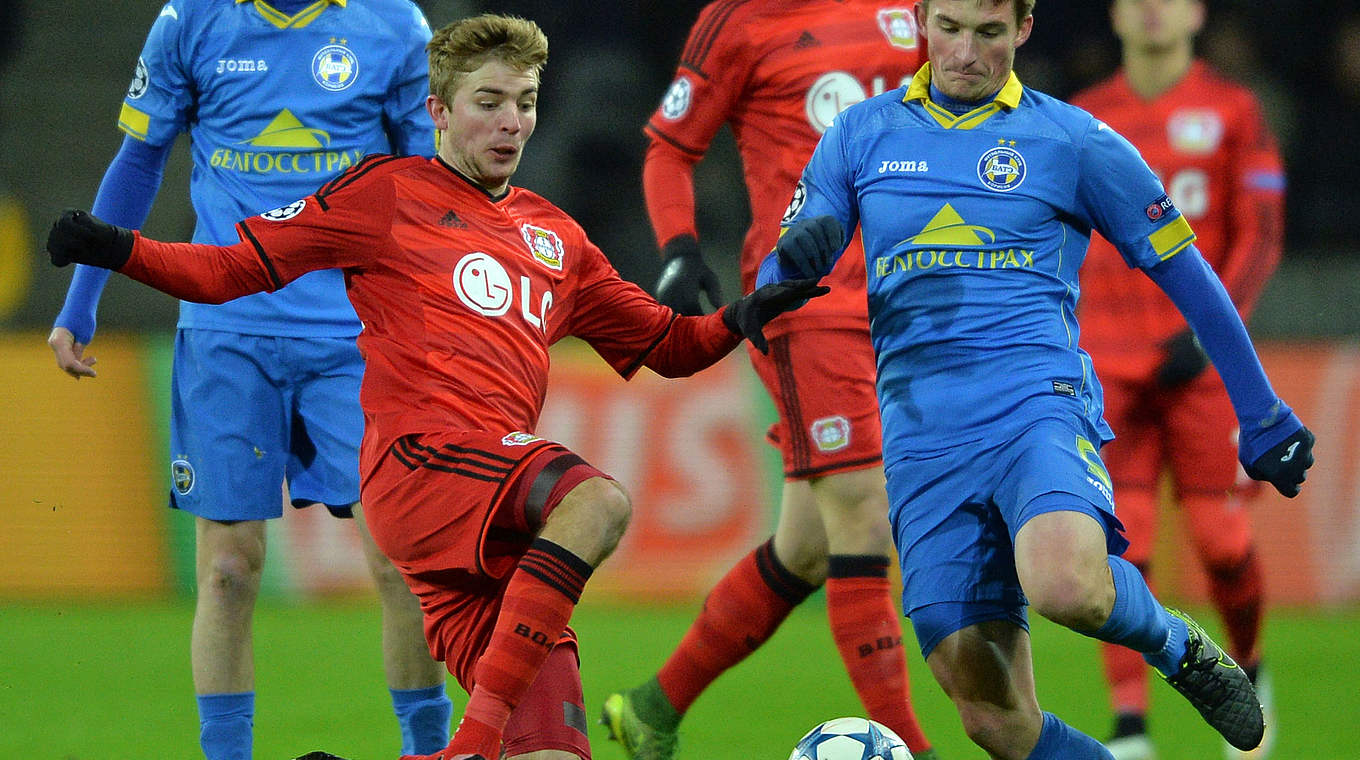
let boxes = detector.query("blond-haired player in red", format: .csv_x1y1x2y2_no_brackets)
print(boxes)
44,15,829,760
600,2,937,759
1072,2,1285,758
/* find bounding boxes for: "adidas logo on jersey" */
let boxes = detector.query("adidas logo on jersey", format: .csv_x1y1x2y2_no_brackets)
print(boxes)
795,31,819,48
438,210,468,228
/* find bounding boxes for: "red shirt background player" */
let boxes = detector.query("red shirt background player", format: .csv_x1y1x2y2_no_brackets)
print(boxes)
1070,1,1285,757
644,0,928,332
602,3,939,760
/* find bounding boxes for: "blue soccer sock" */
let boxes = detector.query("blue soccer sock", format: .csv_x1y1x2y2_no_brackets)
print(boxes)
197,692,253,760
1026,712,1115,759
391,684,453,755
1094,556,1189,676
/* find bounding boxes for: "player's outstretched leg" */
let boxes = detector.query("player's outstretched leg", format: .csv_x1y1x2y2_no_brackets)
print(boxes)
1156,608,1264,752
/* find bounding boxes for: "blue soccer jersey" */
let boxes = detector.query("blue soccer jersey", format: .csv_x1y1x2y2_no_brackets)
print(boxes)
771,63,1198,461
120,0,433,336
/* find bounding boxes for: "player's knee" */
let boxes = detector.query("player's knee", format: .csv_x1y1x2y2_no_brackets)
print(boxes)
578,477,633,553
1026,566,1112,631
953,699,1031,755
197,549,264,606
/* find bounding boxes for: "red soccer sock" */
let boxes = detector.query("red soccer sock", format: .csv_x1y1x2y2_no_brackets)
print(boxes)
1206,549,1265,667
449,538,591,759
656,538,816,715
826,555,931,753
1101,641,1152,715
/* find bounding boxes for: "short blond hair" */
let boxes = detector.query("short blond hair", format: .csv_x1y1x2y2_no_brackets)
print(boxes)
427,14,549,105
922,0,1036,27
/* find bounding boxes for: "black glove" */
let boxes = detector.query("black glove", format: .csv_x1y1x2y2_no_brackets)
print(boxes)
1155,329,1208,388
653,235,723,316
721,278,830,354
47,209,135,269
775,215,844,280
1244,425,1315,498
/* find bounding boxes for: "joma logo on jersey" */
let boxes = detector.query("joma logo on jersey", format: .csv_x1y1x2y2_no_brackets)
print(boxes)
216,58,268,74
520,224,564,271
877,159,929,174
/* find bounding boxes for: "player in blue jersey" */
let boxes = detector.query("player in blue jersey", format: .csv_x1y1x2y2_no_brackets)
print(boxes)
46,2,451,758
756,1,1314,759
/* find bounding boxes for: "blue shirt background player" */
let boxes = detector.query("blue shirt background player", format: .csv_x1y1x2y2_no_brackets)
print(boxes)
47,1,452,758
757,48,1313,760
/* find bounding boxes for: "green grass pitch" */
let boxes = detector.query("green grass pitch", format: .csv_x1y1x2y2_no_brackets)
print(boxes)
2,598,1354,759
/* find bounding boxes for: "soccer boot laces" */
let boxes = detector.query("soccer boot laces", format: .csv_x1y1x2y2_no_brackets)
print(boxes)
1160,608,1264,752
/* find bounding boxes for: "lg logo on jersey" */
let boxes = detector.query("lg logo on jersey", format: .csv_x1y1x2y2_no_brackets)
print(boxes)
805,71,914,133
452,252,553,330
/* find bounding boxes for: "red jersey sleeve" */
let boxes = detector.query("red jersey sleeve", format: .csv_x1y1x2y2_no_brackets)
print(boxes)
235,155,398,282
120,156,398,301
565,239,739,377
1216,93,1285,318
642,1,754,248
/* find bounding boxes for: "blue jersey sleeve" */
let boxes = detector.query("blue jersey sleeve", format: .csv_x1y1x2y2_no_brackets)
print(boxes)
384,3,435,158
1143,249,1302,465
118,2,194,146
1075,118,1196,271
54,131,173,343
756,115,859,287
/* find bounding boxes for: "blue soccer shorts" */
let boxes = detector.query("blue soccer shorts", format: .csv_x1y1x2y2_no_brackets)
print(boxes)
168,328,364,520
885,415,1129,656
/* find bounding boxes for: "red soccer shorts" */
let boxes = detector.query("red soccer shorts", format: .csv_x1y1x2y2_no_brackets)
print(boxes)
748,328,883,480
1100,371,1259,563
360,429,608,688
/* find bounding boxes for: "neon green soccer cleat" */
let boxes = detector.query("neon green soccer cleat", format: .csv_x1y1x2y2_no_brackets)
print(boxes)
1161,608,1264,752
601,691,679,760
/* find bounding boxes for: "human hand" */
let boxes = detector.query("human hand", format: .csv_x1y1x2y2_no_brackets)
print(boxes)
1155,329,1208,388
1243,424,1314,498
722,278,830,354
775,215,844,280
47,209,134,269
654,236,723,315
48,326,97,379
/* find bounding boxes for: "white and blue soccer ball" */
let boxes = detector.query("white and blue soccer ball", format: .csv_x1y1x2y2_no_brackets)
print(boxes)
787,717,913,760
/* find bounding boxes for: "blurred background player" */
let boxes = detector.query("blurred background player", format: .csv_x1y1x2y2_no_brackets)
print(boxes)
45,1,451,758
601,2,937,759
1071,1,1286,757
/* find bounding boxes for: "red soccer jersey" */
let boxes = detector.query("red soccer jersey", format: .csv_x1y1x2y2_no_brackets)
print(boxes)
1072,61,1285,380
645,0,927,335
121,155,739,480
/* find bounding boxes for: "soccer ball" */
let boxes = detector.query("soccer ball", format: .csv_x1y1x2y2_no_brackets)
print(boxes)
787,717,913,760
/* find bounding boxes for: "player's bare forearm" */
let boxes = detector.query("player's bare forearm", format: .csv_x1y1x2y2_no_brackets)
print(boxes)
120,236,280,304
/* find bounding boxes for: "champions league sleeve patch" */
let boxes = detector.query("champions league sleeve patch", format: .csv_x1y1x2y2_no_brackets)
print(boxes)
128,57,149,99
781,181,807,223
260,199,307,221
660,76,693,121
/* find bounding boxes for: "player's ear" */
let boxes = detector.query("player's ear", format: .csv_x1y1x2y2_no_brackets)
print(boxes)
1014,12,1034,47
426,94,451,130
